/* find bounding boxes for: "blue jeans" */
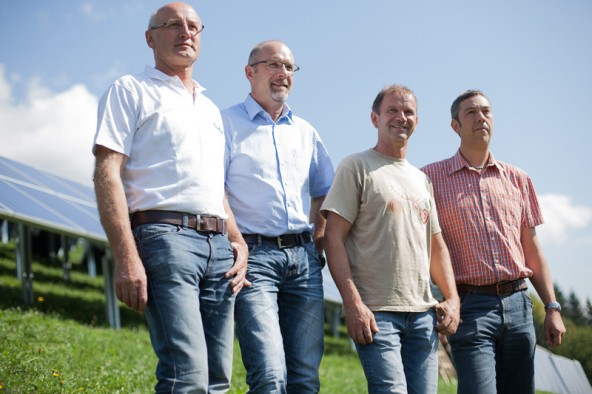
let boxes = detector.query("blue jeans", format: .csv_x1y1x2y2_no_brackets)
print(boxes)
355,310,439,394
133,223,236,394
449,290,536,394
235,241,324,393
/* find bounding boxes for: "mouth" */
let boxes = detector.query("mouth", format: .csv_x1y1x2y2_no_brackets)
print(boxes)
475,123,489,132
271,82,289,90
176,42,194,50
390,124,408,132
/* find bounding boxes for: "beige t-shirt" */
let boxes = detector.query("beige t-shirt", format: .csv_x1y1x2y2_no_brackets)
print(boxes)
322,149,440,312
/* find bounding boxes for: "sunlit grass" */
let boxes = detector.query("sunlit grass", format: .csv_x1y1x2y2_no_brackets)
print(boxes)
0,241,458,392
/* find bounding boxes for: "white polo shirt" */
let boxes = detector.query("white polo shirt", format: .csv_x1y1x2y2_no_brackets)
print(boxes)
94,66,227,218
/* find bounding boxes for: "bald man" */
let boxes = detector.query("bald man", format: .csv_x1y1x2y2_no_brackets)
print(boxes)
223,40,334,393
93,3,247,392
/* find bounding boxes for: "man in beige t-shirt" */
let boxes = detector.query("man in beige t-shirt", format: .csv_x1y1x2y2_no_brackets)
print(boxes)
322,84,460,393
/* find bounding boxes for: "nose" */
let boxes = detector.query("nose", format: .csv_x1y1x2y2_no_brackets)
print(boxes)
476,110,488,121
179,23,191,37
394,110,406,121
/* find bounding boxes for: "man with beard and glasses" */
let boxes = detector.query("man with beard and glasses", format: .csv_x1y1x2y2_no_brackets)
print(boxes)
222,40,334,393
322,84,460,393
93,3,247,392
422,89,566,394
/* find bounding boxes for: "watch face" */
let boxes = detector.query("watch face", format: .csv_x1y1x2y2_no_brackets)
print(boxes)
545,302,561,311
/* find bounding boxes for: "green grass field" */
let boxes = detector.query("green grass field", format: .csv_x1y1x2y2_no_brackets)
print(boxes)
0,241,457,393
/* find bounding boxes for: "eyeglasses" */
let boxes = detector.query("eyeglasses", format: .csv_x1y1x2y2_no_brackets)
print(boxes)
249,60,300,74
149,19,205,36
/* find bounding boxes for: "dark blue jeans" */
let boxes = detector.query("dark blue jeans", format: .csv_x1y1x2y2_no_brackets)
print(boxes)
449,290,536,394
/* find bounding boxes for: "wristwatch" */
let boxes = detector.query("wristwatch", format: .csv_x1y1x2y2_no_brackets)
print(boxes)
544,301,562,312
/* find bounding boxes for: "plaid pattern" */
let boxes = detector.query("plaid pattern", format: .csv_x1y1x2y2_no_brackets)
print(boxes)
422,150,543,286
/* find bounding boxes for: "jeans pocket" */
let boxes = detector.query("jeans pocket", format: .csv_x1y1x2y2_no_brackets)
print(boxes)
136,223,181,243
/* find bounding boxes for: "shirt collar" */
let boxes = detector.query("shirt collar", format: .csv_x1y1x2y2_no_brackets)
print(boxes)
144,66,205,94
244,94,293,124
449,149,501,175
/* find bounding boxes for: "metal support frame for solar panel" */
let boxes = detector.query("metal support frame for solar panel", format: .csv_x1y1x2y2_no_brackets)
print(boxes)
0,156,120,329
1,155,347,334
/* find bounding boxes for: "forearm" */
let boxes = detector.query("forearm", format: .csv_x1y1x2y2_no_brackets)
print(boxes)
310,196,327,254
522,227,557,304
94,158,137,263
430,233,459,304
223,197,246,248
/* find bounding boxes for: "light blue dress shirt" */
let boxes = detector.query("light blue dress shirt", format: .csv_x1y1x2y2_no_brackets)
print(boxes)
223,95,334,236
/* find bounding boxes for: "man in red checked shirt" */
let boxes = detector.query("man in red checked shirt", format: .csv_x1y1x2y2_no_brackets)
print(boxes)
422,89,566,394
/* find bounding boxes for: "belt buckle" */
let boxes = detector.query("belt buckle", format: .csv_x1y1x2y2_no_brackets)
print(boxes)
496,281,513,296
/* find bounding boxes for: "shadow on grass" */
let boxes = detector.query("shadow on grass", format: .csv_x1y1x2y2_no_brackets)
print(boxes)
1,244,146,329
1,283,146,329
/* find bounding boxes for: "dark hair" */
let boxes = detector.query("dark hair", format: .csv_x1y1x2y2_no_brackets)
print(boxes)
371,84,417,114
451,90,488,121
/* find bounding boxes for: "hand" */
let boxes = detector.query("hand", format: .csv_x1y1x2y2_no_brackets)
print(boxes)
544,310,566,346
225,241,250,294
114,256,148,313
434,299,460,336
344,301,379,345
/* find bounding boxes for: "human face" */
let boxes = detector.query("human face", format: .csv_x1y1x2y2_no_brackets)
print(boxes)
146,3,202,73
247,42,295,104
452,94,494,149
371,92,418,152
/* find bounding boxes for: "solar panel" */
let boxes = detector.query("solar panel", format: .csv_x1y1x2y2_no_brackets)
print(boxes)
0,156,106,243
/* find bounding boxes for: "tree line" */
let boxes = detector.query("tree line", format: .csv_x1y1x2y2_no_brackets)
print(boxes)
532,284,592,383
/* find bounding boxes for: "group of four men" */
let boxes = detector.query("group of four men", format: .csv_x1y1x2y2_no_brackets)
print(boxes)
93,2,566,393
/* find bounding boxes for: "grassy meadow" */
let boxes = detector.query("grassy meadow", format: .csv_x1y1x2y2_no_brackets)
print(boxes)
0,241,456,393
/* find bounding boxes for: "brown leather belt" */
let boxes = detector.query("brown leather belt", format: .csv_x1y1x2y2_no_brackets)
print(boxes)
457,279,527,297
242,232,313,249
130,210,227,234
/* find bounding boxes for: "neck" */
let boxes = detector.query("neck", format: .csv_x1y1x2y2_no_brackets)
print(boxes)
253,95,285,121
156,64,194,93
459,146,489,169
374,143,407,159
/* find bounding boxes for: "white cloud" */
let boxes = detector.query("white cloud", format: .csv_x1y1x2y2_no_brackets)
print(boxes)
537,194,592,244
0,64,97,186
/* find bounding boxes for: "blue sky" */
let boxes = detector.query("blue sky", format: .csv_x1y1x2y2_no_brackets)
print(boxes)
1,0,591,302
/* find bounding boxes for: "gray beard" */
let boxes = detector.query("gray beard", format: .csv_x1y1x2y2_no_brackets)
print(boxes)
271,90,289,103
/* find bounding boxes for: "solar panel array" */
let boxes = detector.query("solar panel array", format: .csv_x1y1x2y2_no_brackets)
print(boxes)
0,156,106,243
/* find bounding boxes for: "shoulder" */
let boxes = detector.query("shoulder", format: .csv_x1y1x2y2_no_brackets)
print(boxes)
421,159,451,186
495,160,535,189
290,113,314,128
221,102,247,122
495,159,528,176
421,157,452,174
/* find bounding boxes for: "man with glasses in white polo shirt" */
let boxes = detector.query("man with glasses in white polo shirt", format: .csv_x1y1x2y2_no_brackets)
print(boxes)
223,40,334,393
93,3,247,392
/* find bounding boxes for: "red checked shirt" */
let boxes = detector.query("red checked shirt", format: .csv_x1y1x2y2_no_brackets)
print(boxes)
422,150,543,286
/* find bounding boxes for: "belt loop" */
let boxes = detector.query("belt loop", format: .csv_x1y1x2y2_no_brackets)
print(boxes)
257,234,263,247
182,213,189,228
195,214,201,231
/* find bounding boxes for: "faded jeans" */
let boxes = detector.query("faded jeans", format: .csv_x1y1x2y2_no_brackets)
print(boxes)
235,241,324,393
355,310,439,394
133,223,236,394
